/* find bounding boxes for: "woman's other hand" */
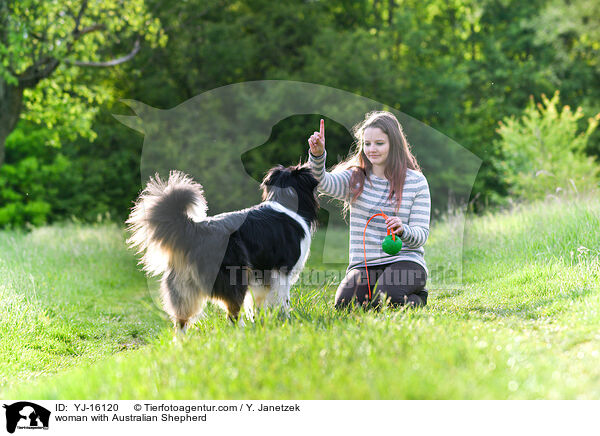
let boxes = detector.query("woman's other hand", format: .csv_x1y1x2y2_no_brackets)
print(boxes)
385,216,404,235
308,119,325,157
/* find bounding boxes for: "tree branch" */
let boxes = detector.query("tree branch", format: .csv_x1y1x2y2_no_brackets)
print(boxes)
73,0,89,34
63,38,141,67
15,1,90,87
75,24,106,39
13,0,139,87
18,56,60,88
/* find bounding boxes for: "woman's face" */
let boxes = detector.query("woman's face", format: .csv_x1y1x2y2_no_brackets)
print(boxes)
363,127,390,167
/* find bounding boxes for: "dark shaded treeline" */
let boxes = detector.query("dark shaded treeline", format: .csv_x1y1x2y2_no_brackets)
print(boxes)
1,0,598,227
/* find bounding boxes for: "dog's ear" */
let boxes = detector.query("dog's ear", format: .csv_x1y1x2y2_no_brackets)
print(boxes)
290,162,310,173
302,169,319,190
289,164,318,188
261,165,286,187
261,165,290,202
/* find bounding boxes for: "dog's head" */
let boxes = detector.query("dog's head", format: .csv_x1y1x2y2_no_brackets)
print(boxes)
260,163,320,225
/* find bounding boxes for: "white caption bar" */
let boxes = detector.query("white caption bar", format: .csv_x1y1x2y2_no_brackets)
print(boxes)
0,400,594,435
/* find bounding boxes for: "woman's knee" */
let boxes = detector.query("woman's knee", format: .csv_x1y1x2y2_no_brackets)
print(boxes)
379,262,426,289
376,262,428,307
334,268,373,309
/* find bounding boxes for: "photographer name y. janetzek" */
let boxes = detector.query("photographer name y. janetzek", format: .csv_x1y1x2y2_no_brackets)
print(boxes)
257,404,300,412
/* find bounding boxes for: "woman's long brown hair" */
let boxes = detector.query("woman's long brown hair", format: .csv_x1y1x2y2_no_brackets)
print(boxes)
333,111,421,215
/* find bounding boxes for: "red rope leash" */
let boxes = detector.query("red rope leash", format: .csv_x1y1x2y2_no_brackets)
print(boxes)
363,211,397,300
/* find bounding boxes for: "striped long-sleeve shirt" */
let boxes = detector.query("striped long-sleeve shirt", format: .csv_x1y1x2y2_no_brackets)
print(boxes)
308,150,431,275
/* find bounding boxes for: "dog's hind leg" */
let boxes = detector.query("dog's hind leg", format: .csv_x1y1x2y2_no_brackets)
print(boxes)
161,270,206,335
175,319,188,337
211,265,249,325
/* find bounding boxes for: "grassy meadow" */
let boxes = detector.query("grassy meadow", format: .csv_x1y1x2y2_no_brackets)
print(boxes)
1,196,599,399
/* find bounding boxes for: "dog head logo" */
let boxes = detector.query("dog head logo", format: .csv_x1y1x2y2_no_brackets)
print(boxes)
115,80,481,285
3,402,50,434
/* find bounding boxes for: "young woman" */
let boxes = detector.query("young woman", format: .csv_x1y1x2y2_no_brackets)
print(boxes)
307,111,430,308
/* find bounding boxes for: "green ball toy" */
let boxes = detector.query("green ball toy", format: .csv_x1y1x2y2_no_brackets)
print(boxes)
382,234,403,255
363,212,404,299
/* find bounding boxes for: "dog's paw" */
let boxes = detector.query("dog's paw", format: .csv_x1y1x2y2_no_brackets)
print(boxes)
173,322,188,341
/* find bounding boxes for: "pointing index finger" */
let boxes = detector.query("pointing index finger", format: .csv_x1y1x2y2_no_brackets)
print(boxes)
320,119,324,137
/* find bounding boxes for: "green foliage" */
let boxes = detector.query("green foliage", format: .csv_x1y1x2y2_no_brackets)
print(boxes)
53,104,144,223
0,112,143,228
0,124,69,227
1,0,166,79
0,0,166,155
21,66,107,147
495,91,600,201
3,0,600,225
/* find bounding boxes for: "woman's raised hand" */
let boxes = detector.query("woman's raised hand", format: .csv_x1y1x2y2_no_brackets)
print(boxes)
308,119,325,157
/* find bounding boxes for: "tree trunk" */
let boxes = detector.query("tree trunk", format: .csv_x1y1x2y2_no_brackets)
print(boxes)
0,77,24,167
373,0,381,27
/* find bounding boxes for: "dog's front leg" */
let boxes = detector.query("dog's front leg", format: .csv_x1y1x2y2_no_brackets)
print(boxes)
267,270,292,317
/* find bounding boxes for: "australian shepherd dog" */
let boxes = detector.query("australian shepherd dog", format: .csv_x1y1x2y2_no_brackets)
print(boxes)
126,163,319,334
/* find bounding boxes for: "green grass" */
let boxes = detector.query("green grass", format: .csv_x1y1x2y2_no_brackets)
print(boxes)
1,196,599,399
0,223,164,393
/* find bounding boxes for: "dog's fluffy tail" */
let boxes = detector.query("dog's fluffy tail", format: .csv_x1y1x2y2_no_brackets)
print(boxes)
126,170,207,276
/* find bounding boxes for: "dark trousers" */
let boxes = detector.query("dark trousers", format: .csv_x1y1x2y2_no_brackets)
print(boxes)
335,261,428,309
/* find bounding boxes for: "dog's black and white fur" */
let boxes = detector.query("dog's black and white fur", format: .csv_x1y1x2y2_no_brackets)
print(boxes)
126,163,319,334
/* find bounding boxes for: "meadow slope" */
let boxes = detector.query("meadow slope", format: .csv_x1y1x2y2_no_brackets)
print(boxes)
1,197,599,399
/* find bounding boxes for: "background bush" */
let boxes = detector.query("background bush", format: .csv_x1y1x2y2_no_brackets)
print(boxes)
0,111,143,228
495,91,600,202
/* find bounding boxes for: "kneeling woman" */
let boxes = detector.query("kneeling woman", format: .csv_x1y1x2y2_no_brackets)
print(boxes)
307,111,431,308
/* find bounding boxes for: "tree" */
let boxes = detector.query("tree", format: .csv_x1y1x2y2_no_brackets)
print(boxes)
526,0,600,156
0,0,165,167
